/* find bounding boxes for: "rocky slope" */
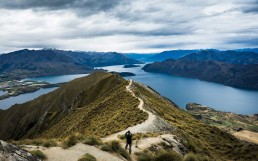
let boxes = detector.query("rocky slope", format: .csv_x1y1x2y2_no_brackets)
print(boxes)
143,58,258,90
0,72,258,160
0,140,41,161
0,49,141,78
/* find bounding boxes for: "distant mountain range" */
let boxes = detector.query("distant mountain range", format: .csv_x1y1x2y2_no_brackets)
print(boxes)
0,49,141,78
125,48,258,62
143,50,258,90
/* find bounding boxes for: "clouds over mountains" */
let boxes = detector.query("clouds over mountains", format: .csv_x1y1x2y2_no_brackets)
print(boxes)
0,0,258,53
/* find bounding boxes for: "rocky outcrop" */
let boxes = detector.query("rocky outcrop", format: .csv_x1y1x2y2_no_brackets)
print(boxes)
0,140,40,161
186,103,214,111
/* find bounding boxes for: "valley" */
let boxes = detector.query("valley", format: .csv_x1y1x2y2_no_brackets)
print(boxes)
0,72,258,161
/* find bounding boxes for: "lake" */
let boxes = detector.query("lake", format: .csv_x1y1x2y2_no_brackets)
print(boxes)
0,74,88,110
0,87,58,109
1,65,258,114
0,90,7,96
99,64,258,115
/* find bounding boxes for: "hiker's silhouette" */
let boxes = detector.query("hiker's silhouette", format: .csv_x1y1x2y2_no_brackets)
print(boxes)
125,130,133,154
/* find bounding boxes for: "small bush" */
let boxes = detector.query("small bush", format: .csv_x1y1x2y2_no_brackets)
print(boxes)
101,141,131,160
42,140,57,147
84,136,102,146
30,150,47,160
62,135,78,149
154,151,182,161
183,153,209,161
78,153,97,161
183,153,198,161
136,151,153,161
100,143,113,152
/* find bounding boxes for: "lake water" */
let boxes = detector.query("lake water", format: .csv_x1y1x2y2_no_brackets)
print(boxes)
1,65,258,114
0,90,8,96
23,74,89,84
0,87,58,110
0,74,90,109
99,64,258,115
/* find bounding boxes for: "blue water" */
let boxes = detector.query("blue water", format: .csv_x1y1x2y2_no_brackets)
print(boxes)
1,65,258,114
0,90,7,96
0,87,58,110
99,64,258,115
23,74,89,84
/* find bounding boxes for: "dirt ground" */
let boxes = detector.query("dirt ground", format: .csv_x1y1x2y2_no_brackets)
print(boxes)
233,130,258,145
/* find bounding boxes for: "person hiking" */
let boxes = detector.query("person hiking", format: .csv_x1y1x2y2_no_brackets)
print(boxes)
125,130,133,154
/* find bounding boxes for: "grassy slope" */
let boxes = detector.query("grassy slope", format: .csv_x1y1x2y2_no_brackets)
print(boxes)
41,77,148,138
0,72,148,140
132,82,258,161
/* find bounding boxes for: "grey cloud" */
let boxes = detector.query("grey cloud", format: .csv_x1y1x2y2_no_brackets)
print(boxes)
226,37,258,46
0,0,123,15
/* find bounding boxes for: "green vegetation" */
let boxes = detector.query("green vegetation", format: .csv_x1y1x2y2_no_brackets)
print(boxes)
83,136,102,146
132,82,258,161
62,135,78,149
41,73,148,138
186,103,258,133
78,153,97,161
30,150,47,160
183,153,209,161
118,132,159,140
100,141,131,160
136,150,183,161
0,72,148,140
61,133,103,149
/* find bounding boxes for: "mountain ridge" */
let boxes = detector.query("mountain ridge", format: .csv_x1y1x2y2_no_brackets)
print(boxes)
143,50,258,90
0,49,141,79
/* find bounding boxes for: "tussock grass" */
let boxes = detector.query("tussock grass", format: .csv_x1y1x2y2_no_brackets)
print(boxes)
100,140,131,160
118,132,159,140
132,82,258,161
78,153,97,161
136,150,183,161
41,74,148,138
62,133,102,149
30,150,47,160
83,136,102,146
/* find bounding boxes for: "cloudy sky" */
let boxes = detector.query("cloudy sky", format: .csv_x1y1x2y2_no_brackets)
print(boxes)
0,0,258,53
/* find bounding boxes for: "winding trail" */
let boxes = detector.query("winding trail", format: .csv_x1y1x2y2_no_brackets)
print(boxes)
24,80,160,161
102,79,156,141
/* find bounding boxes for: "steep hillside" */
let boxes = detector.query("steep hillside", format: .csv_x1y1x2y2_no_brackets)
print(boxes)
0,72,147,140
0,49,141,78
143,59,258,90
132,82,258,160
1,72,257,160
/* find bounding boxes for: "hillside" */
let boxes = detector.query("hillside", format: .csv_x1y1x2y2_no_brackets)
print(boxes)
143,58,258,90
0,49,141,78
0,72,257,160
0,72,147,140
181,49,258,65
147,50,200,62
186,103,258,132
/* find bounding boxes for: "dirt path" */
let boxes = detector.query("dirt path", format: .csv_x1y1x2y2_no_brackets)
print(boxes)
233,130,258,145
24,80,161,161
102,79,156,142
25,143,125,161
